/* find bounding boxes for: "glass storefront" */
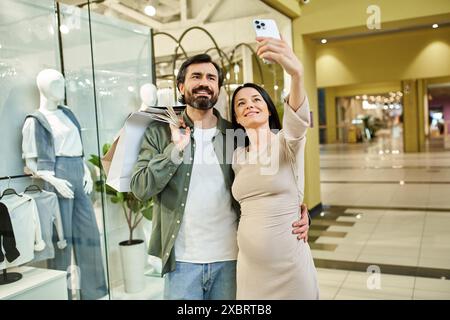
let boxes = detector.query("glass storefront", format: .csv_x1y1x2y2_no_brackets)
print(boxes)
0,0,155,300
334,93,404,151
0,0,291,300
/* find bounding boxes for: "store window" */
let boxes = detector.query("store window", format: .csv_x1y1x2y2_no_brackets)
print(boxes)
335,93,404,152
1,0,292,300
0,0,154,300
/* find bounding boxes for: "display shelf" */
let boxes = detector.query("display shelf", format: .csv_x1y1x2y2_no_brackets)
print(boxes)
0,266,68,300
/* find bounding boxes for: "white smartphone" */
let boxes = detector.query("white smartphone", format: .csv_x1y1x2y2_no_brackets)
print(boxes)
253,19,281,64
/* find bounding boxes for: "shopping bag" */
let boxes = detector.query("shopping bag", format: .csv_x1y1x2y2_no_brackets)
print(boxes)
101,128,122,176
104,111,157,192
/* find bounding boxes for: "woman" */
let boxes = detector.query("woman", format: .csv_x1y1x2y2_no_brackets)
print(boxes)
230,36,319,299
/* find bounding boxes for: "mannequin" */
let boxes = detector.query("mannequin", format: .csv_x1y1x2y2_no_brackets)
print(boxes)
138,83,158,111
24,69,92,196
22,69,107,300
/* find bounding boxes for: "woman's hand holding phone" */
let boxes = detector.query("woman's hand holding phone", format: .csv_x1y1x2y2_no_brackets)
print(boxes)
256,35,304,80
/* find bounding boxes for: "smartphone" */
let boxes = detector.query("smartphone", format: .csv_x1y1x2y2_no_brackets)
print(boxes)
253,19,281,64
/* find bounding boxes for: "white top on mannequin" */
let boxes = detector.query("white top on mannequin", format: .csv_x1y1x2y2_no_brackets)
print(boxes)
139,83,158,111
22,111,83,158
23,69,92,199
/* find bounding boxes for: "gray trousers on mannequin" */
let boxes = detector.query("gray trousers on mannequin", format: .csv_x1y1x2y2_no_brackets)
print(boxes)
46,156,107,300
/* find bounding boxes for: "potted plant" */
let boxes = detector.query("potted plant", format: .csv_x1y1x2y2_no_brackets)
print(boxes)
89,143,153,293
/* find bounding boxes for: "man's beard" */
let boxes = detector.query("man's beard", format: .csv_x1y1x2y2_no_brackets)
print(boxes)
184,86,218,110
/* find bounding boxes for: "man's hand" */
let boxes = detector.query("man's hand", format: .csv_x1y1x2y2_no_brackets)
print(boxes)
170,118,191,152
292,203,310,242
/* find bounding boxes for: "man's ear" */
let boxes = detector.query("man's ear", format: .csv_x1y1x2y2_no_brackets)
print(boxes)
178,83,185,96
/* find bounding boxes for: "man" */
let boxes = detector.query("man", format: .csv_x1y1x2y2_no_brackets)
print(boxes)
130,54,310,300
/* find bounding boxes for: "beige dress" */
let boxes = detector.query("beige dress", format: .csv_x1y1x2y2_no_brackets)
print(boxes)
231,97,319,300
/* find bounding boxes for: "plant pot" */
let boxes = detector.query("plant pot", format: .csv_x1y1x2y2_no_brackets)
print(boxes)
119,239,145,293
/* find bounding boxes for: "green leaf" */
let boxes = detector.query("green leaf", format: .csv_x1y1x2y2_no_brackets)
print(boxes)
141,206,153,221
88,155,101,168
116,192,125,202
102,143,111,156
94,180,103,193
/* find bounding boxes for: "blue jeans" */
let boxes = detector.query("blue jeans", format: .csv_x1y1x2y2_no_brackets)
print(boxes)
46,157,107,300
164,261,236,300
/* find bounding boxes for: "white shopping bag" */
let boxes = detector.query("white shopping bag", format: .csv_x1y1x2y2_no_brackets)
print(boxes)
105,111,156,192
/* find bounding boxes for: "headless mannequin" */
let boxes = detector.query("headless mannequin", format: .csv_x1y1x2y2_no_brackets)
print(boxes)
138,83,158,111
22,69,107,300
24,69,93,198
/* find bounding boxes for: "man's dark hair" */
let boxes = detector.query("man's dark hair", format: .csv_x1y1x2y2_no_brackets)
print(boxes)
176,54,224,104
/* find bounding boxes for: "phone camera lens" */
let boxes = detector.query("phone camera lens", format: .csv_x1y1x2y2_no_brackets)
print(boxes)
261,23,265,27
255,20,260,24
256,25,261,29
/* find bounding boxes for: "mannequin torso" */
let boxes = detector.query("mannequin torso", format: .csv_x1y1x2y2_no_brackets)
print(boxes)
23,69,92,198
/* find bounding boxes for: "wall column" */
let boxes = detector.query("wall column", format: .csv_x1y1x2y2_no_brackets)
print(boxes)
417,79,427,152
325,87,337,144
402,79,424,153
293,31,322,211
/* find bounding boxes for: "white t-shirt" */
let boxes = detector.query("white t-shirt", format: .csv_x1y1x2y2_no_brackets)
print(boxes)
22,109,83,159
0,195,46,270
174,127,238,263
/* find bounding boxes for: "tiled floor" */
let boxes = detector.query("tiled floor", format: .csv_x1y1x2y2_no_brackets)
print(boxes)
316,140,450,300
317,267,450,300
110,138,450,300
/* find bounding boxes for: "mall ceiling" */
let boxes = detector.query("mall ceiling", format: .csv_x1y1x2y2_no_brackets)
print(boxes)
60,0,270,31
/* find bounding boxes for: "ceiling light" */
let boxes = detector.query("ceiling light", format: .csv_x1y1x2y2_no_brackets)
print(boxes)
128,86,135,92
432,23,439,29
321,39,327,44
0,43,2,49
144,5,156,16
